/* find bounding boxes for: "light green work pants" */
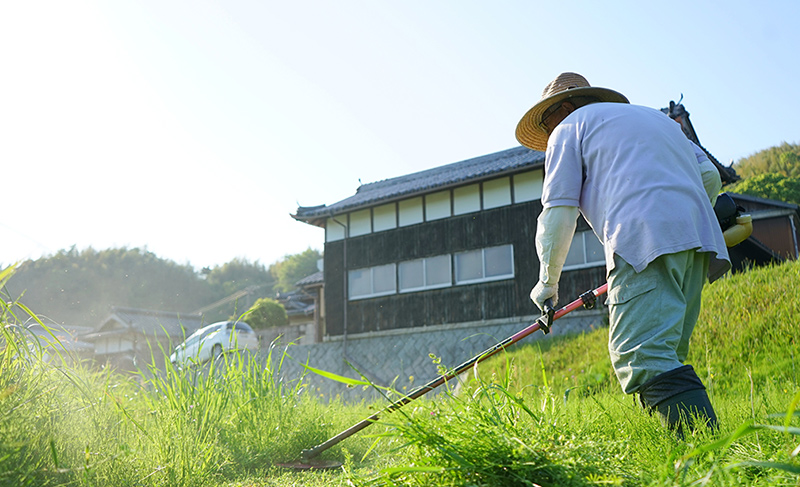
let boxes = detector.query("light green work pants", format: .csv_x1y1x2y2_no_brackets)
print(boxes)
606,250,710,394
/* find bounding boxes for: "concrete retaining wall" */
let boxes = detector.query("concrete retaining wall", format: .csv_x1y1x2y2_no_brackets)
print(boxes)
256,322,316,346
262,309,607,402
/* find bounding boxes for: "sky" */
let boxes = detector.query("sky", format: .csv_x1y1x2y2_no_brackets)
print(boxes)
2,1,798,271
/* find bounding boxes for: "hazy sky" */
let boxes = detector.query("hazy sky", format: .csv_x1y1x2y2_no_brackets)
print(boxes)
2,1,798,270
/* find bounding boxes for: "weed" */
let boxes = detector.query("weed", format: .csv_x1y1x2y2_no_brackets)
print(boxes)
1,261,800,486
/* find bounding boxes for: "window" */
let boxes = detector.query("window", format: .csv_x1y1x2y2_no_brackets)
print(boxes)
348,264,397,300
349,209,371,237
483,177,512,209
563,231,604,270
326,216,347,242
425,190,451,221
513,170,543,203
453,184,480,215
454,244,515,285
399,197,424,227
455,249,482,283
399,255,452,292
485,245,514,278
373,203,397,232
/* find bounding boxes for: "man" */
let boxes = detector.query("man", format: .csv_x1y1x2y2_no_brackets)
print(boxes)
516,72,730,434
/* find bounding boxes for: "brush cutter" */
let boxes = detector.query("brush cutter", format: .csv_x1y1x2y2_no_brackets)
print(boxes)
277,283,609,470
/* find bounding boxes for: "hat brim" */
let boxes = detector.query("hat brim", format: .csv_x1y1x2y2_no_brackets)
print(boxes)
515,86,629,152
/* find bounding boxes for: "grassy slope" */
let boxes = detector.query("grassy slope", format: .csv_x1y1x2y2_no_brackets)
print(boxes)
477,259,800,398
389,259,800,486
348,260,800,486
1,261,799,486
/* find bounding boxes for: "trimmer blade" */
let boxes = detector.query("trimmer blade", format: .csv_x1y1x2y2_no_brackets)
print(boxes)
275,459,343,470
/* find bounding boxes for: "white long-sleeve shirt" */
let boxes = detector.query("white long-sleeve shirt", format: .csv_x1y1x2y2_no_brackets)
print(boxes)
542,102,730,277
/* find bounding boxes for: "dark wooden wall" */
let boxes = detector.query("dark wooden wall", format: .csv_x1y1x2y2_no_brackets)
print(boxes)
323,201,607,336
732,195,800,260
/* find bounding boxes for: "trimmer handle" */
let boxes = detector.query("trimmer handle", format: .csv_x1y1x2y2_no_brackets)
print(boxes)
538,298,556,334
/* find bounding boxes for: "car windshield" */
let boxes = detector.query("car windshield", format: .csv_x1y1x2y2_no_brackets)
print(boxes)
181,324,221,344
225,322,253,333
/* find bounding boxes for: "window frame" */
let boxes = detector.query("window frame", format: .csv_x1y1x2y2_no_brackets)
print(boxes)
454,244,515,285
562,230,605,271
348,263,397,300
398,254,453,293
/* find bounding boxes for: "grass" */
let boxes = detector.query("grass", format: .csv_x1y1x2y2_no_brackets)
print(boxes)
1,261,799,486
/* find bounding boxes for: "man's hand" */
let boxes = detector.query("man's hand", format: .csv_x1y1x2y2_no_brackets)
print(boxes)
530,281,558,312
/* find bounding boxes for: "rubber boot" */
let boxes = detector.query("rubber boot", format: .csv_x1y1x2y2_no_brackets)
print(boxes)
637,365,718,437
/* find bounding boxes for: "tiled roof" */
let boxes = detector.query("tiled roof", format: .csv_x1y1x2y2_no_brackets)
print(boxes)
276,290,315,317
293,146,543,226
85,307,204,340
661,101,739,184
730,193,799,211
295,270,324,287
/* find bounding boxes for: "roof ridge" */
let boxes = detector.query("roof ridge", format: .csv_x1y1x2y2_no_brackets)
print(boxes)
294,146,543,224
358,146,534,189
111,306,202,318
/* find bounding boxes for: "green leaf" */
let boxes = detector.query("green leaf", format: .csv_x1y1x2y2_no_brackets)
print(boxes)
288,354,371,386
0,263,18,287
380,466,446,476
727,460,800,474
685,421,760,458
754,424,800,436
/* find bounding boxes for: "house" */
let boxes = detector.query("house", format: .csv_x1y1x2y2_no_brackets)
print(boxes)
258,274,323,345
293,148,798,343
17,322,94,365
82,307,204,370
293,146,610,339
727,193,800,270
275,258,326,331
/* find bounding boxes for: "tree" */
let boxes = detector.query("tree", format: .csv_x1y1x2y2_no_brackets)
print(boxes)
2,247,320,329
269,248,322,293
204,258,274,296
729,173,800,205
241,297,288,330
733,142,800,178
5,247,215,326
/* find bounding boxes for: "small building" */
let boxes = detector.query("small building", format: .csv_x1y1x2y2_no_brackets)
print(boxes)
82,307,204,370
727,193,800,269
256,271,324,346
16,322,94,365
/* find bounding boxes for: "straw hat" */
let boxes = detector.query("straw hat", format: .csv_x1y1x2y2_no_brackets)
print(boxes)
515,72,629,151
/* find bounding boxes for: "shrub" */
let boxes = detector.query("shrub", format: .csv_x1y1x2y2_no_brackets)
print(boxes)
243,297,288,329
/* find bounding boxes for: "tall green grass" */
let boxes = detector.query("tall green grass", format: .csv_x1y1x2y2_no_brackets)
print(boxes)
0,335,375,486
356,261,800,486
0,261,377,486
463,260,800,400
1,261,799,486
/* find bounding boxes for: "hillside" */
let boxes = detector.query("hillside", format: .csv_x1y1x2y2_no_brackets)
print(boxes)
729,142,800,204
733,141,800,179
478,259,800,397
0,247,307,328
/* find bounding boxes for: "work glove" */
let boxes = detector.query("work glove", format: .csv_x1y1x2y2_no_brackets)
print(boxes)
530,281,558,312
531,205,579,312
